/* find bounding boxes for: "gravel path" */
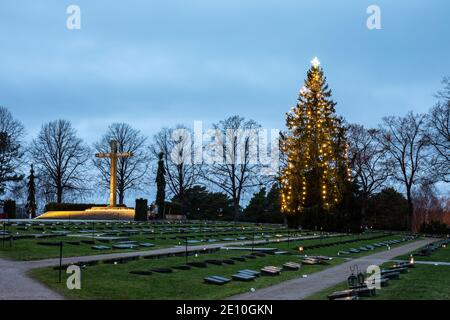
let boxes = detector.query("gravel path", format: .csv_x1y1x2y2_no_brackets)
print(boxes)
0,236,435,300
16,234,327,269
0,258,63,300
0,234,324,300
228,238,436,300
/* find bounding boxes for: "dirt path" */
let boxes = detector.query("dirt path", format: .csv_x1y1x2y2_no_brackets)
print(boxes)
228,238,436,300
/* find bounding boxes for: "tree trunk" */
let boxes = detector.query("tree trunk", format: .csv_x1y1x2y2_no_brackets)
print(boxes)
406,188,414,231
360,194,368,227
119,190,124,205
57,187,63,204
233,200,240,221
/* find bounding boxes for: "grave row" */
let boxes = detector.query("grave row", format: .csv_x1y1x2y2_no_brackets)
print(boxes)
328,261,415,300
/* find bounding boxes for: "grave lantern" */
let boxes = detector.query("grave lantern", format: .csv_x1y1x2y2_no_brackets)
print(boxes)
347,274,358,288
299,246,304,253
357,272,365,286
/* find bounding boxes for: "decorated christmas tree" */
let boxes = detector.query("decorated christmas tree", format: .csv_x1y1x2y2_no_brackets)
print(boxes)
280,58,351,225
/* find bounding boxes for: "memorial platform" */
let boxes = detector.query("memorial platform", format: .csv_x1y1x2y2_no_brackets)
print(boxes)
36,207,135,220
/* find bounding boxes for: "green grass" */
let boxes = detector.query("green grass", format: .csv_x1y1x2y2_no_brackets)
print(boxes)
29,233,412,300
0,221,301,261
397,244,450,262
30,250,344,300
260,233,411,258
306,264,450,300
0,235,176,261
0,231,308,261
306,243,450,300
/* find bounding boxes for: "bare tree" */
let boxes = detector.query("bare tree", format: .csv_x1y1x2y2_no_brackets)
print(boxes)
93,123,149,205
411,180,447,231
200,116,264,221
379,112,431,229
150,125,197,214
0,106,25,195
428,78,450,183
31,120,90,203
348,124,390,198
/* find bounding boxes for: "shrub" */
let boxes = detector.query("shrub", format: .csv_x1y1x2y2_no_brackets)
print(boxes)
4,200,16,219
135,199,148,221
420,220,449,235
44,203,110,212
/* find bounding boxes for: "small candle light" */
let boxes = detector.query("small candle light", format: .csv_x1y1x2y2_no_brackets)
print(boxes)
410,255,415,265
299,246,304,253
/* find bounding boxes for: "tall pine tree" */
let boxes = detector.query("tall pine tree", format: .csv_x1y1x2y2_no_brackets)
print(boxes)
26,164,37,218
280,58,351,225
155,152,166,217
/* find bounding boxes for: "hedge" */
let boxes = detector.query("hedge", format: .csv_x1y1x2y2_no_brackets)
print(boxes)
44,203,126,212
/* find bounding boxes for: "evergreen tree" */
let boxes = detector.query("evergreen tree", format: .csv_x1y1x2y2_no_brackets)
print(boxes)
280,58,351,226
173,186,234,220
367,188,409,231
243,188,267,222
243,184,284,223
266,183,282,218
26,164,37,218
155,152,166,216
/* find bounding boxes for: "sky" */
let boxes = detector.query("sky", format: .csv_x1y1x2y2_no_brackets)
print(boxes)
0,0,449,203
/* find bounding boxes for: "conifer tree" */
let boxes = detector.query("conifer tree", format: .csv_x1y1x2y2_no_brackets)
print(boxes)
26,164,37,218
280,58,351,223
155,152,166,216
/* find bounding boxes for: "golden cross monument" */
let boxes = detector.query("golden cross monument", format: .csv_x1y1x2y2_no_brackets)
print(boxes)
95,140,133,207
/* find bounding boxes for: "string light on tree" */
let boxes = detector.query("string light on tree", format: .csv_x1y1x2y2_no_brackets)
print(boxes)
311,57,321,68
280,57,351,219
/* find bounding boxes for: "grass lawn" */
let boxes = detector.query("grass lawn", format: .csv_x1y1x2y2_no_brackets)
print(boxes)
0,231,317,261
306,241,450,300
0,221,302,261
306,264,450,300
0,231,396,261
29,233,413,299
262,233,410,258
0,235,176,261
30,250,345,300
397,243,450,262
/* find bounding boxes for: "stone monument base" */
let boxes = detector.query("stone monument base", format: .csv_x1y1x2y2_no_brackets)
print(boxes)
36,206,135,220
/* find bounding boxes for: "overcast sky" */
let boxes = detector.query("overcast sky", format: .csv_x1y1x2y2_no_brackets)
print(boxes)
1,0,449,142
1,0,449,203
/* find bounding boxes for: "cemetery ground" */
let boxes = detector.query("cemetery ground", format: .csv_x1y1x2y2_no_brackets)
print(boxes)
305,238,450,300
0,221,295,261
26,230,419,300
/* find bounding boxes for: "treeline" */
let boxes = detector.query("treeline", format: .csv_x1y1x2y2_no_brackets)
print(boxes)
0,78,448,232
